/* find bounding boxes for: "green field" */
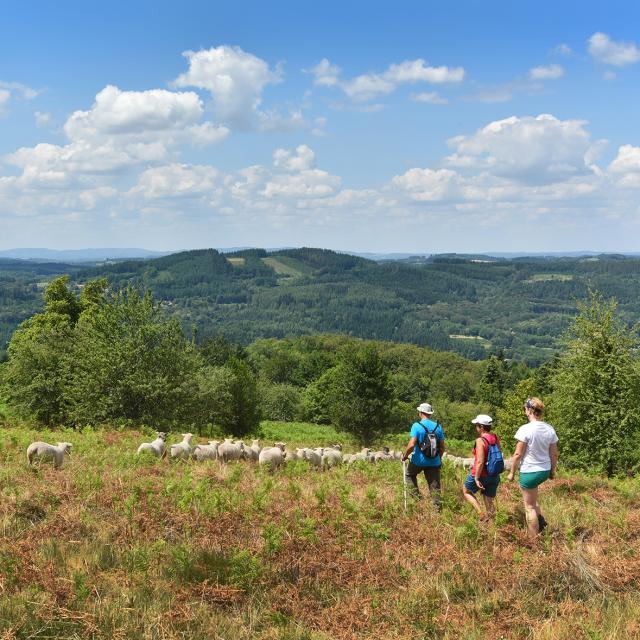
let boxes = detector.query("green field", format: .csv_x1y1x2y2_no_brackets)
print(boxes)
0,422,638,639
262,256,314,278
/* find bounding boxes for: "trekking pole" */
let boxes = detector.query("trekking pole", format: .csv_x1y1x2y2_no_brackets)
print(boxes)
402,460,408,513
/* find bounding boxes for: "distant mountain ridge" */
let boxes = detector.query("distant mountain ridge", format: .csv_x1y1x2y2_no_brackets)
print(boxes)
0,248,173,263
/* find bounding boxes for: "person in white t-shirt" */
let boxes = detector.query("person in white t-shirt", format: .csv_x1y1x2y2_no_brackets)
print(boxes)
507,396,558,539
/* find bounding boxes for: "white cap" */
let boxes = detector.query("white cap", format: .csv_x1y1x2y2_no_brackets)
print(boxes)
471,414,493,426
416,402,434,415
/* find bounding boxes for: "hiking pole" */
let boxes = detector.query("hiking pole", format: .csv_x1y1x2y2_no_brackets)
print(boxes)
402,460,408,513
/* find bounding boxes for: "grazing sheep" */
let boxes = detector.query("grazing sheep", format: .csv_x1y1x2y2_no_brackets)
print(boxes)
217,439,245,463
244,439,261,462
322,447,342,469
373,447,392,463
354,448,373,463
193,441,220,461
27,442,72,469
343,453,356,464
259,442,286,470
136,432,168,458
284,447,301,462
300,447,322,470
169,433,194,460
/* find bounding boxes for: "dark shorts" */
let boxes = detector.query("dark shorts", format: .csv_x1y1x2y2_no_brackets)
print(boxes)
464,473,500,498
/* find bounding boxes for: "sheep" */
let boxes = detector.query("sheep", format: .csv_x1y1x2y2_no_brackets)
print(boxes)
284,447,301,462
300,447,322,470
136,432,168,458
258,442,286,470
192,441,220,461
372,447,392,463
169,433,194,460
354,448,373,463
244,439,261,462
217,439,245,463
26,441,72,469
322,446,342,469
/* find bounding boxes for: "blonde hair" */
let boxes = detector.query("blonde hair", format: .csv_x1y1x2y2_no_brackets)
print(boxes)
525,397,544,418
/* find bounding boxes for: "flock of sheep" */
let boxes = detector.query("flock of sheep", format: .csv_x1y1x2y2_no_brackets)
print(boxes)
25,432,490,471
135,432,405,470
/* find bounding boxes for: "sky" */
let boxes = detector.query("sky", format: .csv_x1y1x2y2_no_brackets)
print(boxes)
1,0,640,253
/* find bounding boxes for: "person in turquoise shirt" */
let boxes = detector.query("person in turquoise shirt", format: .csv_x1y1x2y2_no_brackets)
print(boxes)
401,402,445,511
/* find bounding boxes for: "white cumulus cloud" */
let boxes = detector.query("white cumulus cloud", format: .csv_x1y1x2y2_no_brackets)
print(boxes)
529,64,564,80
310,57,464,102
588,32,640,67
172,45,291,130
444,114,602,184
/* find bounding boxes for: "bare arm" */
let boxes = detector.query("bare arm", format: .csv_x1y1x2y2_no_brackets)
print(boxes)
507,441,527,481
474,437,486,478
549,442,558,479
402,436,417,461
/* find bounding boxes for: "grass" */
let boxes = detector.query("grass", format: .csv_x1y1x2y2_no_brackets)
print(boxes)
0,422,639,639
262,257,314,278
524,274,574,283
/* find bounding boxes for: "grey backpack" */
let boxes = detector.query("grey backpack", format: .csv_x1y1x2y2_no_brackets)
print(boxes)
418,422,440,458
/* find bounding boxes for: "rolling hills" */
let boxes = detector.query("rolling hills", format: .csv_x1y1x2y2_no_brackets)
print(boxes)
4,248,640,363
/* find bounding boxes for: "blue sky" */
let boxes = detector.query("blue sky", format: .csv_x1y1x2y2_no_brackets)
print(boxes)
2,0,640,252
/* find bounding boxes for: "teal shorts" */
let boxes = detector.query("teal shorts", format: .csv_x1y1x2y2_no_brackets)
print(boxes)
519,470,550,490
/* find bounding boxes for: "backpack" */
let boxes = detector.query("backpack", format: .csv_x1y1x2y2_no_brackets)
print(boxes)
418,421,440,458
481,435,504,475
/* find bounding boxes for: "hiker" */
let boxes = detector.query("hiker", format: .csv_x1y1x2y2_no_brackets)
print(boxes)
462,414,502,521
402,402,445,510
507,397,558,538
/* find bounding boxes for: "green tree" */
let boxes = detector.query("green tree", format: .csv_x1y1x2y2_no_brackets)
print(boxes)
0,276,81,424
495,378,538,453
64,287,202,427
327,345,395,446
549,293,640,476
199,358,260,436
477,354,506,412
259,380,302,421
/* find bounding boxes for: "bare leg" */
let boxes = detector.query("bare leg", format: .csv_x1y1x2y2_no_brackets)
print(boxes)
522,488,540,538
482,495,496,519
462,485,483,515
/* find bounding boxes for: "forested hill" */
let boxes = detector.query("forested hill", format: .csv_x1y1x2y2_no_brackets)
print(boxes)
4,248,640,364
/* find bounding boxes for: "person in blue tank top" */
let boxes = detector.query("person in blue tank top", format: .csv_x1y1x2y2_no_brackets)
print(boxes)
401,402,445,511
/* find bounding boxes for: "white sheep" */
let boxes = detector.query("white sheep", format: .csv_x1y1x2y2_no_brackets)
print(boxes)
322,446,342,469
353,448,373,463
244,439,261,462
136,432,168,458
193,441,220,461
26,441,72,469
300,447,322,470
284,448,299,462
217,439,245,463
169,433,194,460
258,442,286,470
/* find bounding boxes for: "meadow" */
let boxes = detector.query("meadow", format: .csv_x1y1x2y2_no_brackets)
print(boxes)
1,422,639,639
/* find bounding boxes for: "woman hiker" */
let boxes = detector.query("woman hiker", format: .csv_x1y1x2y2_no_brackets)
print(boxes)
507,397,558,538
462,414,501,521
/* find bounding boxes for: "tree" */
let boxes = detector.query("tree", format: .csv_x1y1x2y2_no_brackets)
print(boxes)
477,354,507,412
327,345,395,446
64,287,202,427
199,358,260,436
549,293,640,476
1,276,82,424
495,378,538,453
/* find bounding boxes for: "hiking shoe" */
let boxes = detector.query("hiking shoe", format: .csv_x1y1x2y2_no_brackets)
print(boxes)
538,514,548,533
